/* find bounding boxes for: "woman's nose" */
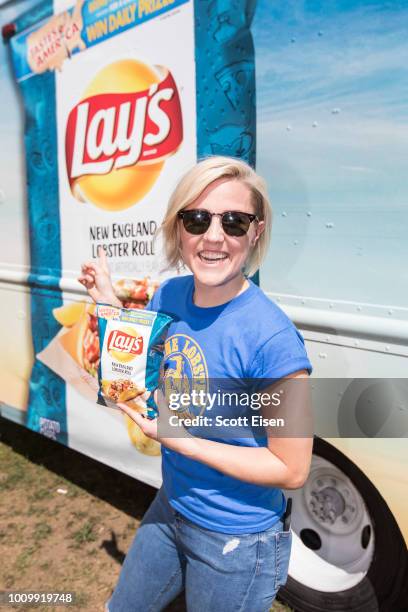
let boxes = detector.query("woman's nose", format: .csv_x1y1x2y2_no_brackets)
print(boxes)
203,214,224,242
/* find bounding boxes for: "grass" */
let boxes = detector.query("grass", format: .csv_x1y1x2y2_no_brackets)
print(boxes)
0,452,33,491
71,519,97,546
15,546,36,572
33,522,53,542
29,487,53,502
0,416,292,611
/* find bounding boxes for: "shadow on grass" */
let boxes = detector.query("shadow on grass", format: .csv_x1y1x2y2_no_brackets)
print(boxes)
0,417,187,611
0,416,157,519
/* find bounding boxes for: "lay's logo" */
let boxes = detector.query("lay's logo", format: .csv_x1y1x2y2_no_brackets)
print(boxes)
108,329,143,363
65,59,183,211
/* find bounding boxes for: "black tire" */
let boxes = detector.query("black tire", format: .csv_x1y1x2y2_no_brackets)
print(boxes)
277,437,408,612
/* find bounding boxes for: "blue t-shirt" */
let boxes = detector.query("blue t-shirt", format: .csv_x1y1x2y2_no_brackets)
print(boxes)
149,275,312,534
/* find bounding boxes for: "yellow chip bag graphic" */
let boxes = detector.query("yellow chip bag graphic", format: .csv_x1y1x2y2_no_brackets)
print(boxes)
107,326,144,363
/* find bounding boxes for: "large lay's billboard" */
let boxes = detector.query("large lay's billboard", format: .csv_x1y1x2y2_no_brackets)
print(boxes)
2,0,255,485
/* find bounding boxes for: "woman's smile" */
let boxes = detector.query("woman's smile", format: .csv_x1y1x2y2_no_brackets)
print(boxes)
197,250,229,264
179,178,264,306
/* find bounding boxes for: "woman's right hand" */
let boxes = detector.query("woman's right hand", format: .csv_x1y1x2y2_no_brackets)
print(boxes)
78,246,121,306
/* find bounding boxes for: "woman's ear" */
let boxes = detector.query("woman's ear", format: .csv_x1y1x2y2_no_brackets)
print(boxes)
252,220,265,245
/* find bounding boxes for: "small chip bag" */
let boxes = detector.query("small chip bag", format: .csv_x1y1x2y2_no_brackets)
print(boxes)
96,304,172,418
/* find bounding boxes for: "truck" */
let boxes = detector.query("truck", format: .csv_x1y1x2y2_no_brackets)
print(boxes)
0,0,407,610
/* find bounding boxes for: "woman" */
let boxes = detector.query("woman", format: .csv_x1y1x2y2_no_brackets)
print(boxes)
79,156,313,612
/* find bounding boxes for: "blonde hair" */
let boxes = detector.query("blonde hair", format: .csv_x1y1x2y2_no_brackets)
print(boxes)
160,156,272,277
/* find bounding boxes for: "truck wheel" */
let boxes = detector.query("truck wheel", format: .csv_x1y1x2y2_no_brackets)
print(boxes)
278,437,408,612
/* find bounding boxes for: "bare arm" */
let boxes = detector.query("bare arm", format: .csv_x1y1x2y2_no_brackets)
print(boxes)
177,371,313,488
182,439,312,489
120,371,314,489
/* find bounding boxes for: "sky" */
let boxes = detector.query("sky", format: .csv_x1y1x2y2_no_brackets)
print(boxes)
253,0,408,306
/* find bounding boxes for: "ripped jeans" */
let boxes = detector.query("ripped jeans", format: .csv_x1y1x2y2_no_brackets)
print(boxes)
107,486,292,612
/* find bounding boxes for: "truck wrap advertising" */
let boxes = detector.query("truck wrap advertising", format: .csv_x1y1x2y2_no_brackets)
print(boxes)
4,0,256,484
1,1,407,609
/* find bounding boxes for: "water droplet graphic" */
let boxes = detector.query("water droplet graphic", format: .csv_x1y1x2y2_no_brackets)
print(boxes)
291,37,296,43
312,121,318,128
286,125,292,131
307,211,312,217
0,189,5,204
326,222,334,228
293,240,299,246
318,352,327,359
331,108,341,114
318,30,323,37
281,211,287,217
388,309,393,315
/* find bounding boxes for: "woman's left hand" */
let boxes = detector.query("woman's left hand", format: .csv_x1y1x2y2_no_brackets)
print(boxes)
117,389,197,455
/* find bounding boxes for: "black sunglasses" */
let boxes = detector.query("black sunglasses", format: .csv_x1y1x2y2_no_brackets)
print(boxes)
177,209,258,237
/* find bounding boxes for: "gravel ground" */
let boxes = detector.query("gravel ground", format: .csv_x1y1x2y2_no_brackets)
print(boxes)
0,416,291,612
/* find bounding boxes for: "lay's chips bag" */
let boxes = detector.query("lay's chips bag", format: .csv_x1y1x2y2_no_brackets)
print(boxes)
96,304,172,418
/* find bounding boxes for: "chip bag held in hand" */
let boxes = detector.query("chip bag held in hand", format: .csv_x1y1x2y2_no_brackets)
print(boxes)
96,305,172,418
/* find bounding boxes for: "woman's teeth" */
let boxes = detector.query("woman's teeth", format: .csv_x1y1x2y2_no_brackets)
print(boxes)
199,252,228,262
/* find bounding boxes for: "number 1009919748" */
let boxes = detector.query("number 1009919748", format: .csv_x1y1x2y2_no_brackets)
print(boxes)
0,592,75,606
